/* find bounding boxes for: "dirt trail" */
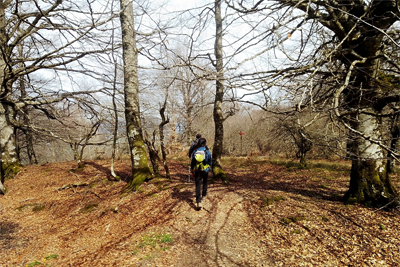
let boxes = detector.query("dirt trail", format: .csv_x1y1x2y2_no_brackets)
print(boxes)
173,189,273,266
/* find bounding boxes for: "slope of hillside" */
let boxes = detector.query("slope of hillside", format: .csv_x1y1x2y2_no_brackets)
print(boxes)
0,157,400,266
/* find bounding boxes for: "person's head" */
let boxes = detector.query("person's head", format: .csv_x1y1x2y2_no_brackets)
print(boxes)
196,133,201,139
197,138,206,147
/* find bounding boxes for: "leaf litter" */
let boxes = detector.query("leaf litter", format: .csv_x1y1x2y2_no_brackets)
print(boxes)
0,157,399,266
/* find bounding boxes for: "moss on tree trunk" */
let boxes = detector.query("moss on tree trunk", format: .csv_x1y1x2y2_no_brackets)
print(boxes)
0,161,20,194
124,135,152,192
343,108,398,207
124,167,153,192
299,155,307,169
1,103,20,186
1,161,20,182
212,164,228,183
344,159,397,207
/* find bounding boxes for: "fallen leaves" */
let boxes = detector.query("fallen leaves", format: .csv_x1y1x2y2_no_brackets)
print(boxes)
0,157,399,266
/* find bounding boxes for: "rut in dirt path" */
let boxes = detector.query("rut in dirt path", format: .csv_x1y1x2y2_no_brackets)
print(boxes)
172,184,274,267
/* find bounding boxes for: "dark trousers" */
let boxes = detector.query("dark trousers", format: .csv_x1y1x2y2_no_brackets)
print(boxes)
195,170,208,203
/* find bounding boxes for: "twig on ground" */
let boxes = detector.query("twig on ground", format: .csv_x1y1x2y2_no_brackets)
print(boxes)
20,243,38,267
57,182,89,191
88,190,101,198
69,171,81,181
19,198,36,202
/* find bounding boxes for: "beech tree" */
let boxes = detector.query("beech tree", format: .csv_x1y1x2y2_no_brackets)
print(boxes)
283,0,399,206
119,0,151,191
0,0,116,193
212,0,228,181
229,0,400,206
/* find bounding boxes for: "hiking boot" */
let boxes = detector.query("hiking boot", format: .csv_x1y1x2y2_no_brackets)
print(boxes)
197,202,202,209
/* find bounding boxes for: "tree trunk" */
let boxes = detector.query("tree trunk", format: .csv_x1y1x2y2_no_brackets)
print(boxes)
0,180,5,194
110,62,120,181
110,23,120,181
344,111,397,206
185,108,193,146
0,102,20,189
18,44,38,165
212,0,227,182
387,114,399,174
51,139,57,161
144,131,160,177
69,142,83,169
0,5,19,192
343,35,398,206
331,6,400,205
25,128,38,165
14,127,21,163
295,131,312,168
299,155,307,168
120,0,151,190
0,5,20,193
159,102,170,178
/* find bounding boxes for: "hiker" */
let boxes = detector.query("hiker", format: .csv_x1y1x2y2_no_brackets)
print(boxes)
188,133,202,158
190,137,212,209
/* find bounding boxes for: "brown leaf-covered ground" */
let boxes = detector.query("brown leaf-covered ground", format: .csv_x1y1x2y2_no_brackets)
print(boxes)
1,156,400,266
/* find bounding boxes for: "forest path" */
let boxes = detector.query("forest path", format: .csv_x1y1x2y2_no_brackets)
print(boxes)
171,186,273,267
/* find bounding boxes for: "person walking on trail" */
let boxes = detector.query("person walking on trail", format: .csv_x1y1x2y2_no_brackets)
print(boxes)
188,133,202,158
190,137,212,209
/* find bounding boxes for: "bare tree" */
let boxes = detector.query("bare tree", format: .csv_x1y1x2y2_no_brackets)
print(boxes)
282,0,399,206
0,0,117,193
159,96,170,178
17,45,38,165
144,130,161,176
119,0,152,191
110,61,121,180
212,0,228,182
109,9,121,181
387,111,400,174
69,119,104,169
228,0,400,206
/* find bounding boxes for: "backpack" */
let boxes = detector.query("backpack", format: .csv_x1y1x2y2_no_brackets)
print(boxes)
193,148,210,171
194,149,205,163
